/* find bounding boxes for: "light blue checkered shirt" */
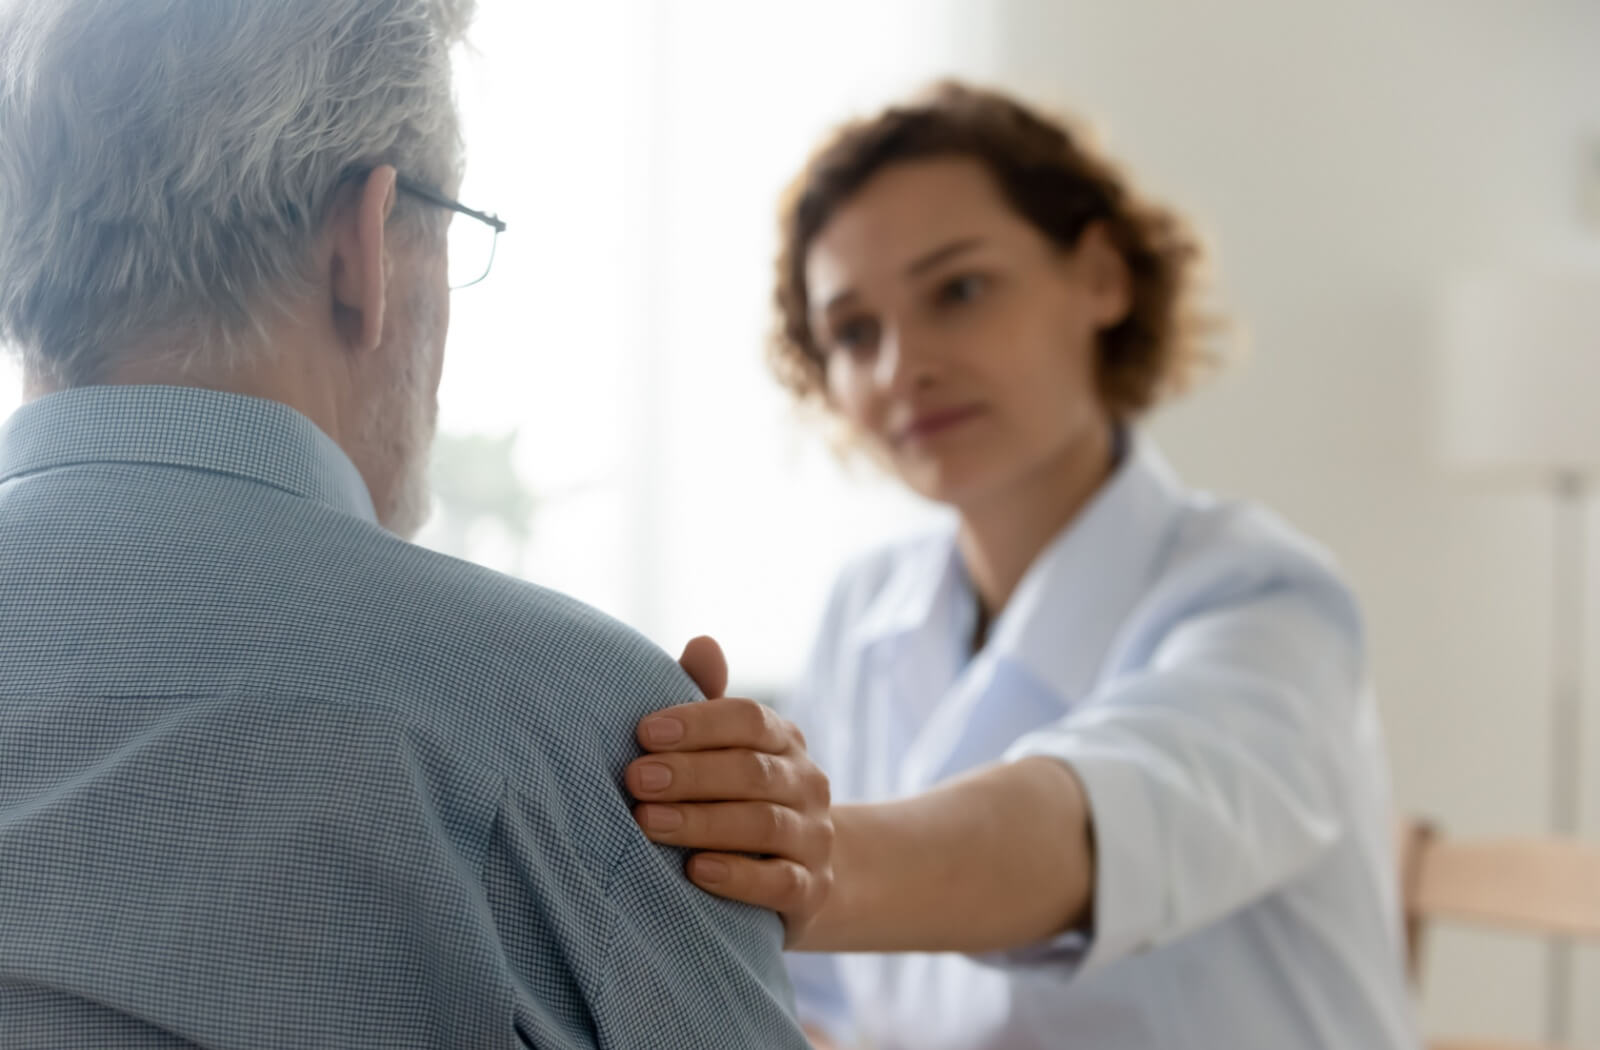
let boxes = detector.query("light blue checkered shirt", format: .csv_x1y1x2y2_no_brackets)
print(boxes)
0,385,806,1049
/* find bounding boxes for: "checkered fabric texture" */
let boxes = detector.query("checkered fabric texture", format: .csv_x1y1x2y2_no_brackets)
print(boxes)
0,385,806,1049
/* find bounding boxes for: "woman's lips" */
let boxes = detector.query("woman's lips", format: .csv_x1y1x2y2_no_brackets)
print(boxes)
894,404,984,445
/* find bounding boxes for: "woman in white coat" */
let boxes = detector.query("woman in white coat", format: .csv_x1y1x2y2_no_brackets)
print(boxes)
624,82,1416,1050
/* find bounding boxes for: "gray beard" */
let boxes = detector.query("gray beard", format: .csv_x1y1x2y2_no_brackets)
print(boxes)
380,389,436,540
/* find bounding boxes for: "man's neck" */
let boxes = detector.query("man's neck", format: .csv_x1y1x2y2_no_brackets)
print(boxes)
60,324,355,451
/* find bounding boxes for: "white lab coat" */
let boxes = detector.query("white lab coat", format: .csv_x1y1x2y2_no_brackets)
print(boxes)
786,436,1417,1050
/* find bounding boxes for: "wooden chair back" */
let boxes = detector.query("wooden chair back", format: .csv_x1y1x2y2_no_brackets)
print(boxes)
1397,817,1600,1050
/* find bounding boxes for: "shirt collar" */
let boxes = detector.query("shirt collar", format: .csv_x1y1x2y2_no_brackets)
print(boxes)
854,431,1186,703
985,433,1184,702
852,526,969,647
0,384,378,523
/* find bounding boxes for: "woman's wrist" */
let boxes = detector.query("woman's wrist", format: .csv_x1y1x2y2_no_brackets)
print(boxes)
787,801,872,952
794,757,1095,955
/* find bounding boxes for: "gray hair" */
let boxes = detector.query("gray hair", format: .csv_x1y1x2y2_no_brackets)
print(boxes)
0,0,476,386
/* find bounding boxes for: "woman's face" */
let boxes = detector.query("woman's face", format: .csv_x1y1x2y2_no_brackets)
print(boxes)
806,157,1129,509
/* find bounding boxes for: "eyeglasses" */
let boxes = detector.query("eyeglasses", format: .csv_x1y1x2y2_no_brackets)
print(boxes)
395,174,508,290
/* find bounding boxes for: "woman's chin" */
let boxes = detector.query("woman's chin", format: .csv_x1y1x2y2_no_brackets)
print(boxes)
896,456,1003,509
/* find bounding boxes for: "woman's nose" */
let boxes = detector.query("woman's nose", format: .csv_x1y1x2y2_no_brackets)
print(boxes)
873,326,940,393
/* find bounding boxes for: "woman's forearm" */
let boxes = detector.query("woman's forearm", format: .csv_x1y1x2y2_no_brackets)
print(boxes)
796,756,1096,954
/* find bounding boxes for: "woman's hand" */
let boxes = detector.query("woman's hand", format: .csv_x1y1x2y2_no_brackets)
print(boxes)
626,636,834,947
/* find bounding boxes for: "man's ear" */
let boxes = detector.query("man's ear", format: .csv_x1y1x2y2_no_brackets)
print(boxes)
329,166,399,354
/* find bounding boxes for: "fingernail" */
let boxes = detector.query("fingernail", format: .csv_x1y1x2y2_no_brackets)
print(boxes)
637,763,672,792
692,857,729,883
640,805,683,832
643,718,684,746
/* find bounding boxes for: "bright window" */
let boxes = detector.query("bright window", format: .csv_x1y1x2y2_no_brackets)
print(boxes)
425,0,994,693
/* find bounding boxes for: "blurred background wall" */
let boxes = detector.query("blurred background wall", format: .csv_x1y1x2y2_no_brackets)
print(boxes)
4,0,1594,1041
456,2,1599,1039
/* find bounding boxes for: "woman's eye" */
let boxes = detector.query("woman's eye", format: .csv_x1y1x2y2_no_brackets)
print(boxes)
830,317,879,355
936,273,988,307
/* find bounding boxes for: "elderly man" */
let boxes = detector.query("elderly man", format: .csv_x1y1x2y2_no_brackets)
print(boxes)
0,1,807,1046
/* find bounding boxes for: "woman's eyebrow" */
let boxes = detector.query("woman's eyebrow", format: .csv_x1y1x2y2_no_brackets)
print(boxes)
904,236,985,278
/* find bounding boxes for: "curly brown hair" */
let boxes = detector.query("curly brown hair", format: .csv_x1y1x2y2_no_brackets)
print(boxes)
770,81,1223,421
